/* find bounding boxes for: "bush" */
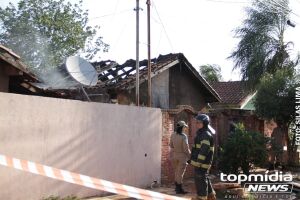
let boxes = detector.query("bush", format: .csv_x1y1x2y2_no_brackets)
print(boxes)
219,123,268,174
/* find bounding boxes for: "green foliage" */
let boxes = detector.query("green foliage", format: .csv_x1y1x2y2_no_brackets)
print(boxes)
0,0,109,72
254,68,299,125
42,196,81,200
229,0,296,89
199,64,222,83
219,123,268,174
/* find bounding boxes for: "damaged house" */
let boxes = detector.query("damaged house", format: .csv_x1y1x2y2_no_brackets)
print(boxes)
1,46,220,112
0,45,37,94
91,53,220,111
0,45,73,98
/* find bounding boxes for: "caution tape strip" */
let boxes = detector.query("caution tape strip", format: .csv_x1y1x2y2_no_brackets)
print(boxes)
0,154,188,200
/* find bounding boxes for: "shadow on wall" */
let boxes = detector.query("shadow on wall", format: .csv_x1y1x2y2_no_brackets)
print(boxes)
0,93,162,199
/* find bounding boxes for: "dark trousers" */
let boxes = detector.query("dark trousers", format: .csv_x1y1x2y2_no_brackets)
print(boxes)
194,168,214,198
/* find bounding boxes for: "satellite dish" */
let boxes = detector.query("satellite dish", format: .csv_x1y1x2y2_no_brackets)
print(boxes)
64,56,98,86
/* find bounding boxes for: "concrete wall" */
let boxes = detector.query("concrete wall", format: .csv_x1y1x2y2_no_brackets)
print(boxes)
119,70,169,109
151,70,169,109
169,64,206,111
0,92,162,200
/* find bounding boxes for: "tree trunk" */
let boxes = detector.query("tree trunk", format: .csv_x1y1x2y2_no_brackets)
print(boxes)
272,122,299,165
271,124,288,166
288,127,299,166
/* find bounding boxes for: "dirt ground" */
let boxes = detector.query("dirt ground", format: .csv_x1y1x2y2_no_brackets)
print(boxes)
85,169,300,200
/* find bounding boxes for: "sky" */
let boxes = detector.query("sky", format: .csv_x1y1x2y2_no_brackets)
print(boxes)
1,0,300,81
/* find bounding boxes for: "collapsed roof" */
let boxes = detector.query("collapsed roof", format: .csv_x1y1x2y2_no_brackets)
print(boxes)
92,53,221,102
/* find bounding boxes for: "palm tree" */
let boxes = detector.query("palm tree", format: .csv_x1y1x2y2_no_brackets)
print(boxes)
229,0,296,89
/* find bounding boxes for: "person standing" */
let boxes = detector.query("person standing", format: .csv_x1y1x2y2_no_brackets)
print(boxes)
190,114,216,200
170,120,191,194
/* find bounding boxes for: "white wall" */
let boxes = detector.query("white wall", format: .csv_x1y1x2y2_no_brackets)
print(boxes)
0,92,162,200
152,70,169,109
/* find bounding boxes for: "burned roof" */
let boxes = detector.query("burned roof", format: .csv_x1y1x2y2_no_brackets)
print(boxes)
92,53,221,102
0,45,37,81
0,45,72,98
211,81,253,105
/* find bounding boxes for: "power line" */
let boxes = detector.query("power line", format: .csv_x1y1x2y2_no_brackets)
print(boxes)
268,0,300,18
150,15,161,24
204,0,248,4
111,19,130,51
152,0,174,52
155,29,163,56
111,0,121,21
255,0,300,25
89,9,132,21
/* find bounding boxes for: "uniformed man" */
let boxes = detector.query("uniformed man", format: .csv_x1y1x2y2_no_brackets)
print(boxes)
170,120,191,194
190,114,216,200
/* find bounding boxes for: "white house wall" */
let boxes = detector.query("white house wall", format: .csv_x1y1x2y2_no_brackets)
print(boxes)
0,92,162,200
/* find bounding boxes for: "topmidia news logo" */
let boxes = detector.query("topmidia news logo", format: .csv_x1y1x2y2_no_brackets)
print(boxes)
221,171,293,193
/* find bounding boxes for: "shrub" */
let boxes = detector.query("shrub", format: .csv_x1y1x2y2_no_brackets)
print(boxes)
219,123,268,174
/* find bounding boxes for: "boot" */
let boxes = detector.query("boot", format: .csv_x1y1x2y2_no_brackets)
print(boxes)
174,182,180,193
207,192,216,200
191,197,207,200
177,184,188,194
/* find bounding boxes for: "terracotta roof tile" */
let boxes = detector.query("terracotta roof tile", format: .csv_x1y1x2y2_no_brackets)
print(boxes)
211,81,252,105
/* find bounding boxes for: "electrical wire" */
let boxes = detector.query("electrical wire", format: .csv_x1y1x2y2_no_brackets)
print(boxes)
268,0,300,18
253,0,299,26
89,9,132,21
111,0,121,21
203,0,248,4
152,0,174,52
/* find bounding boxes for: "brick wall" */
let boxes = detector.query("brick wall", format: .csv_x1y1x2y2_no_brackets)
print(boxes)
161,111,175,184
184,115,197,180
161,111,196,184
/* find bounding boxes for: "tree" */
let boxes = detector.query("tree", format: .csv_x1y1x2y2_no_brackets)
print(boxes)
199,64,222,83
0,0,109,73
229,0,300,166
229,0,296,89
254,68,300,164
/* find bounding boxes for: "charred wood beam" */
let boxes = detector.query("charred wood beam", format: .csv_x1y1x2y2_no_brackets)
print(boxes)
20,82,37,93
116,60,179,90
97,67,136,86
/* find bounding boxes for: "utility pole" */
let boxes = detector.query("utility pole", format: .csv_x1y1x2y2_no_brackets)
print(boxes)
146,0,151,107
135,0,140,106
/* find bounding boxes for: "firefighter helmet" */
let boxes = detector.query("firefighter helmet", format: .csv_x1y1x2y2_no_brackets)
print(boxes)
195,114,210,126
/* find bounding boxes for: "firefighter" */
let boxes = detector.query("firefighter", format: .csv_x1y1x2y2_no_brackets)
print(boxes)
190,114,216,200
170,120,191,194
